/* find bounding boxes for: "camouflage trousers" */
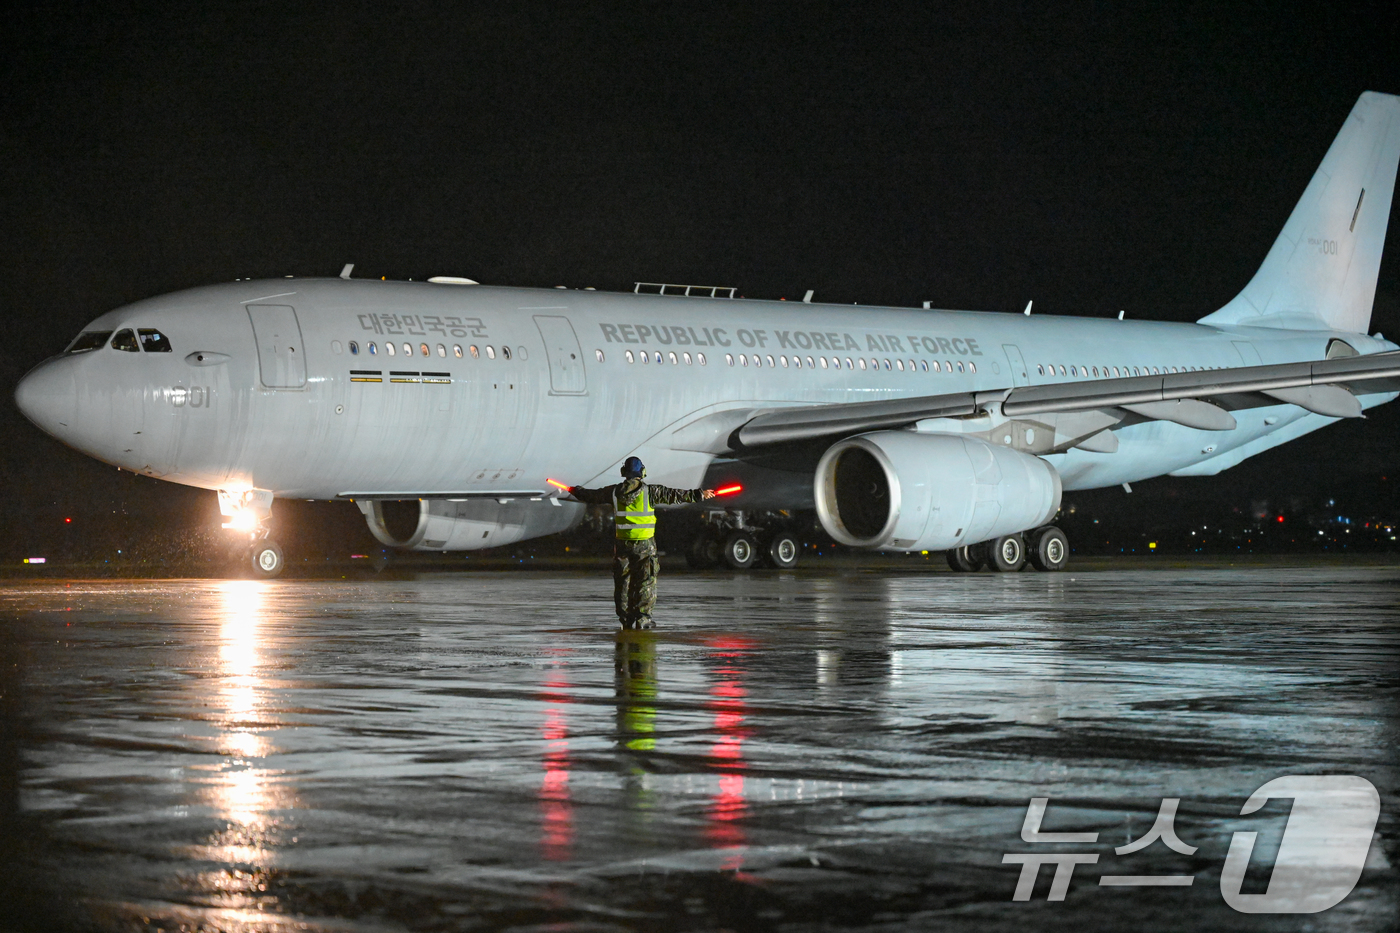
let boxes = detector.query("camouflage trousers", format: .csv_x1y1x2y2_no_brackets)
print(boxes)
613,538,660,627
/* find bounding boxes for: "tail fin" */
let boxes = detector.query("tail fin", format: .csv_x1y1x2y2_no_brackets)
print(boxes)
1200,91,1400,333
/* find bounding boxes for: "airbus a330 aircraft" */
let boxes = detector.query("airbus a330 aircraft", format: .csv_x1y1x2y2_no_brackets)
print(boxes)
15,92,1400,577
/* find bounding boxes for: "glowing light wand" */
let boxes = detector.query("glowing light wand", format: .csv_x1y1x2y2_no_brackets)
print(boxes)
546,478,571,492
713,484,743,496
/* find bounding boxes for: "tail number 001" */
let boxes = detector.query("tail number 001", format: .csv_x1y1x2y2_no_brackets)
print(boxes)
170,386,211,408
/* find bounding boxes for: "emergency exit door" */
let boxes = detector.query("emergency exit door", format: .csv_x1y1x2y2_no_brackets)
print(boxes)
533,315,587,395
1003,344,1029,385
247,304,306,388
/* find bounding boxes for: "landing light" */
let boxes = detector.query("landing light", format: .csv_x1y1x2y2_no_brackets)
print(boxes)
223,509,259,533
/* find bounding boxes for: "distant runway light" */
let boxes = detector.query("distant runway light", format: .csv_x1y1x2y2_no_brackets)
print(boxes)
23,557,46,564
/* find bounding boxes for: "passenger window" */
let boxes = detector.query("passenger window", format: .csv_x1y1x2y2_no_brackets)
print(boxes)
67,331,112,354
895,359,904,371
626,350,635,363
332,340,343,354
957,361,965,373
640,351,650,364
792,356,801,369
820,357,829,369
752,355,761,367
369,342,378,355
110,329,140,352
502,346,512,360
697,353,706,365
682,351,691,364
669,351,678,364
138,329,173,352
350,341,360,355
485,346,495,359
766,354,775,367
806,356,815,368
597,349,606,362
436,344,446,357
969,362,976,373
858,358,867,370
399,342,409,356
469,345,478,358
780,355,789,367
387,342,397,357
454,345,463,358
726,353,735,366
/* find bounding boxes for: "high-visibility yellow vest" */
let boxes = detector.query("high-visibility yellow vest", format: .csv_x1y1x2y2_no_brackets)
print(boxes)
613,485,656,540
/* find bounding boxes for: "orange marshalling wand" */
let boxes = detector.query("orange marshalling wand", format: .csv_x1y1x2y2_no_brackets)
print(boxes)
546,478,571,491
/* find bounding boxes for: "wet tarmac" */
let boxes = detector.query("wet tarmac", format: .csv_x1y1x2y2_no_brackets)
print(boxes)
1,565,1397,932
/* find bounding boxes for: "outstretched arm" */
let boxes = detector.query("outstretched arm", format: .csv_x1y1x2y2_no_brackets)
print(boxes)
567,484,616,504
647,485,718,505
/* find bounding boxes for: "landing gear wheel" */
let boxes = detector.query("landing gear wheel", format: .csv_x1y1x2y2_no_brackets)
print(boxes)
1028,526,1069,572
765,532,800,569
721,531,757,570
988,534,1026,572
250,540,285,578
946,545,985,572
686,534,720,569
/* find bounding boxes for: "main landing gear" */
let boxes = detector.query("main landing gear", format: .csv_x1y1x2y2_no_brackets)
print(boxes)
946,525,1069,573
686,510,802,571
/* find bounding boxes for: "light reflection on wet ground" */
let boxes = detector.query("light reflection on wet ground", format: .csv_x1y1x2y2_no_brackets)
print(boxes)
1,566,1397,931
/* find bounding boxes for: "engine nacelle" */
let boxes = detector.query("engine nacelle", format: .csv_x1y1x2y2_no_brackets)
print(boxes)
814,431,1061,552
358,498,584,551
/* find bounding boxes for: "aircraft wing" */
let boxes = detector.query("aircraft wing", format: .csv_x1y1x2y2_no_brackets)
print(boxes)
734,351,1400,447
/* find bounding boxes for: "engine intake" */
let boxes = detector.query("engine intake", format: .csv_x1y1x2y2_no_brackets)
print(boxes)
359,498,583,551
814,431,1061,551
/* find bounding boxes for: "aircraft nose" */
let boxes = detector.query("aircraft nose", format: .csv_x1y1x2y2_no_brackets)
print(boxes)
14,359,78,437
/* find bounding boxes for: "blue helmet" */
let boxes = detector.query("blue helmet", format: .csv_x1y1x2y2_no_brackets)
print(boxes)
621,456,645,477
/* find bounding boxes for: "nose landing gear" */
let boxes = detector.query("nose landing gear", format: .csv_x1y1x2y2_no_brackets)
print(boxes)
218,488,286,578
249,538,286,578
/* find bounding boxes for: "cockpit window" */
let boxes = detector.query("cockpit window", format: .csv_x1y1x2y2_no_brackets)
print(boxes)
110,329,140,352
66,331,113,354
138,329,173,352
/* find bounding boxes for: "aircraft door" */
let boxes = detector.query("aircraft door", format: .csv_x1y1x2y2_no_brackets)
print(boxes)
1003,344,1029,385
533,315,587,395
1232,341,1263,366
247,304,306,388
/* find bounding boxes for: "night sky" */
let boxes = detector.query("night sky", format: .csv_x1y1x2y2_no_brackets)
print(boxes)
3,2,1399,563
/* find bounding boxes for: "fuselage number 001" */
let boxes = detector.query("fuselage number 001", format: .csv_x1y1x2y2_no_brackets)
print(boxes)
170,386,211,408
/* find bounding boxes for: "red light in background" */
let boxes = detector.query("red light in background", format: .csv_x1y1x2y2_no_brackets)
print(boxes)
1277,516,1285,523
64,518,72,523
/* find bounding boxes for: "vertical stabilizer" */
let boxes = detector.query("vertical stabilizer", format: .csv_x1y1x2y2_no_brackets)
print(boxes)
1200,92,1400,333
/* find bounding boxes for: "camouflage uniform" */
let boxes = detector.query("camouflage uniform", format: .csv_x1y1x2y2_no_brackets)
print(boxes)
570,476,703,628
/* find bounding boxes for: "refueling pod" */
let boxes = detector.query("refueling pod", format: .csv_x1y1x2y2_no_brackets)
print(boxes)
359,498,585,551
814,431,1061,552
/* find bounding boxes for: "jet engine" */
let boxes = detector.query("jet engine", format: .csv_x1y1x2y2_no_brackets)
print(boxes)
814,431,1061,552
358,498,584,551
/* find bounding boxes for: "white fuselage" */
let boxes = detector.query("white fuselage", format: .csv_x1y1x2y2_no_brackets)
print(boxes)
19,277,1396,502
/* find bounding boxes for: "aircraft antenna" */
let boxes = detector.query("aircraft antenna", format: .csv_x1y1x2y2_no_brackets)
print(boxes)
803,290,814,303
1024,301,1033,316
340,264,354,280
